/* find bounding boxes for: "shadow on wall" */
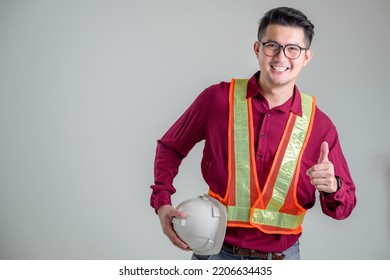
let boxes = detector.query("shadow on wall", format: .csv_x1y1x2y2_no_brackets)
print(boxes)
388,160,390,233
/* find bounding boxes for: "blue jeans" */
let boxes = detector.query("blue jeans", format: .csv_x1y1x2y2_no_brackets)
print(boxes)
191,240,300,260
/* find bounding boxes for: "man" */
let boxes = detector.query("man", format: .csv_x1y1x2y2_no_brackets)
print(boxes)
150,7,356,260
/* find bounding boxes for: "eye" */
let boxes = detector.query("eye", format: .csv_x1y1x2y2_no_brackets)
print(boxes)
265,42,279,49
286,45,300,53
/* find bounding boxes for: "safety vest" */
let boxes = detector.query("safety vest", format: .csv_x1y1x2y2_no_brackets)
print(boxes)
209,79,316,234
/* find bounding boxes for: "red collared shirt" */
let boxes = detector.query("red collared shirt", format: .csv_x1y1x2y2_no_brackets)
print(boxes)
150,71,356,253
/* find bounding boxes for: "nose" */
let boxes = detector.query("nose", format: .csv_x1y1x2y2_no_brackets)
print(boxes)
275,47,288,60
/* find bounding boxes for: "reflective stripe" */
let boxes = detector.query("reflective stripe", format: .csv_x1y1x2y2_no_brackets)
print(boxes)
252,209,306,228
251,93,313,227
227,79,251,222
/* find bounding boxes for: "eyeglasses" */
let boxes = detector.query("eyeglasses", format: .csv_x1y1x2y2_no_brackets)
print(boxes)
258,41,309,60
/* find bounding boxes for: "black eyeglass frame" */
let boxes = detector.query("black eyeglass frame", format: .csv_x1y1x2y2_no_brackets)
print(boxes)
258,41,309,60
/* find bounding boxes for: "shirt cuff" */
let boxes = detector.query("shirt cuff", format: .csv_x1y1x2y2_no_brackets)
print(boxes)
150,188,172,213
321,184,345,207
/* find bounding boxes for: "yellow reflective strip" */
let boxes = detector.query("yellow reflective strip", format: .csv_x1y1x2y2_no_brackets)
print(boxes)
227,205,250,222
266,93,313,212
251,93,313,229
252,208,305,229
232,79,251,210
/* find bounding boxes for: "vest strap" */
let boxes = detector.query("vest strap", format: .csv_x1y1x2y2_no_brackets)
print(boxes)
251,93,314,227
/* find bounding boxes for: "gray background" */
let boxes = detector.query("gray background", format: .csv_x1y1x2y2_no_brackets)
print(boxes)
0,0,389,260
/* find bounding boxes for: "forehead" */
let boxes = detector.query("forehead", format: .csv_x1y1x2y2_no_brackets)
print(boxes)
262,24,306,45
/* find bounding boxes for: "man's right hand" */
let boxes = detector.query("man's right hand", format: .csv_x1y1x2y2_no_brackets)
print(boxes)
157,205,190,251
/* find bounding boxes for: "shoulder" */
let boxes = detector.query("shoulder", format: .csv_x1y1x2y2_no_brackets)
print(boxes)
199,80,230,106
310,105,340,145
313,106,336,130
201,80,230,97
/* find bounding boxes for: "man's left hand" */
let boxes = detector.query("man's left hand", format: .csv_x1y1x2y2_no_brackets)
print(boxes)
306,141,338,193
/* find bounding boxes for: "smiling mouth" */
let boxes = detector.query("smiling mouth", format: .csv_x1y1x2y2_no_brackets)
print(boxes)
271,66,289,72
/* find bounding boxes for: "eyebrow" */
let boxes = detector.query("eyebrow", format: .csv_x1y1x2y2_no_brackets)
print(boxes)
263,39,301,46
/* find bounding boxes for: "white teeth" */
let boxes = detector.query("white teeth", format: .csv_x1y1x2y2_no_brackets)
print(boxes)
272,66,288,72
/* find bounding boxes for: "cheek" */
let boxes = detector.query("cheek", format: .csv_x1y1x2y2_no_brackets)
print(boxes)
292,60,306,71
258,60,268,72
257,55,269,68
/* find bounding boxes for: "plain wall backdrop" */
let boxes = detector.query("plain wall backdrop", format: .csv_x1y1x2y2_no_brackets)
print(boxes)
0,0,389,260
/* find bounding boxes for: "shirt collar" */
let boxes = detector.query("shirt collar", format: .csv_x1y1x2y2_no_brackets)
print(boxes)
246,71,303,117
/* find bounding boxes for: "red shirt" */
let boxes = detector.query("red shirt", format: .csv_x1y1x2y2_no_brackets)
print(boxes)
150,71,356,253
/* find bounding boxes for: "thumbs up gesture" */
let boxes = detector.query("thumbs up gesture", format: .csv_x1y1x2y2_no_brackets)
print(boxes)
306,142,338,193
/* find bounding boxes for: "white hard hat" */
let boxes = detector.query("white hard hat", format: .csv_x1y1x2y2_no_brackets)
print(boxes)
172,194,227,255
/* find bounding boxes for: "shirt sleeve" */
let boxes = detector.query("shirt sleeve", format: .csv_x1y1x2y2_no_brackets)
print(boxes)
150,91,207,211
319,129,357,220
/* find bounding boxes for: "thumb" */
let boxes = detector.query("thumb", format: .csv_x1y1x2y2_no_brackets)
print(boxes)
174,209,187,219
318,141,329,164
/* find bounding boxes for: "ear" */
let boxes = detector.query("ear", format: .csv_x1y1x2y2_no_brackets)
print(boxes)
303,49,313,67
253,41,260,56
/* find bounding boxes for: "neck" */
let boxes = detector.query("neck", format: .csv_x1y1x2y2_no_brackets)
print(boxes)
258,81,295,109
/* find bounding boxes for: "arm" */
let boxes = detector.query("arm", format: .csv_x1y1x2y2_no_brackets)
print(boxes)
150,91,207,247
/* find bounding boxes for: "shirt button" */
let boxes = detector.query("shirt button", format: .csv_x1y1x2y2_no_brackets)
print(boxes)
257,154,262,159
260,133,265,138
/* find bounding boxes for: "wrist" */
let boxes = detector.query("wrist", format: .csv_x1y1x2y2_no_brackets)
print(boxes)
323,176,341,196
334,176,342,191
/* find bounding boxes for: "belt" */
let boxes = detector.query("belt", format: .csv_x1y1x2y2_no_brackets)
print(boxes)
223,243,285,260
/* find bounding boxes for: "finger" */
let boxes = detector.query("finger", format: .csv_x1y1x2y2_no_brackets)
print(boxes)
312,177,337,193
306,161,331,176
318,141,329,164
161,217,190,250
166,226,190,250
309,161,334,175
310,177,330,186
169,216,190,251
168,209,189,250
175,209,187,219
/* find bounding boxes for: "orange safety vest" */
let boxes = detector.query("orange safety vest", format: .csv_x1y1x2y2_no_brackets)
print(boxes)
209,79,316,234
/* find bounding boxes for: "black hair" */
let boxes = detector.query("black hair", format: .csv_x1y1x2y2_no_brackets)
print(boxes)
257,7,315,47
